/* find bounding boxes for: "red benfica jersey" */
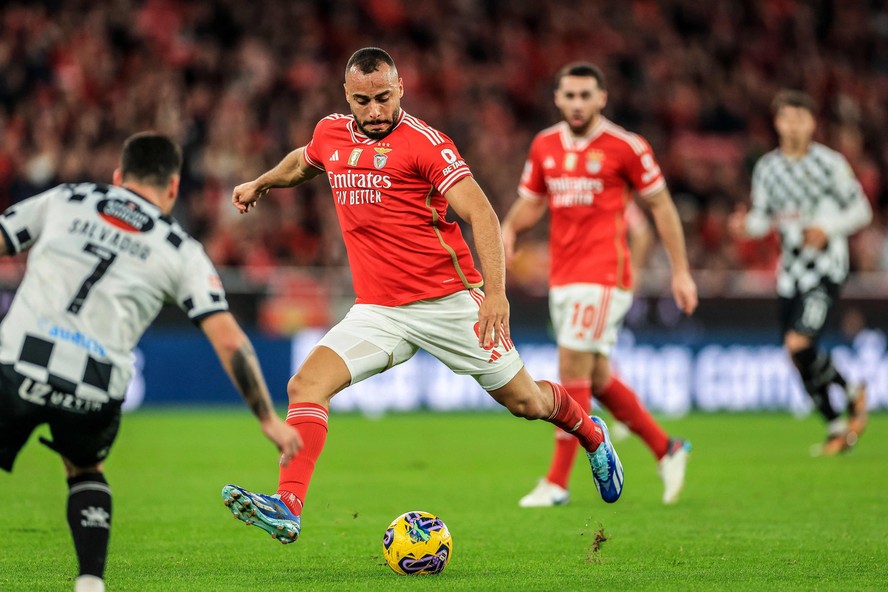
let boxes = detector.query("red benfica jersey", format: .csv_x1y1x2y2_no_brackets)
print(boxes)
518,118,666,289
304,110,483,306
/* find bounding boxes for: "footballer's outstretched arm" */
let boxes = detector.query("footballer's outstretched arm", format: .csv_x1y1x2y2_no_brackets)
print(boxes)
501,196,548,263
638,187,698,315
232,147,323,213
200,312,303,463
445,176,510,348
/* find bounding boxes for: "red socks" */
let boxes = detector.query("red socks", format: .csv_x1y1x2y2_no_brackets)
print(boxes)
277,402,329,516
597,377,669,459
543,380,603,455
546,380,591,488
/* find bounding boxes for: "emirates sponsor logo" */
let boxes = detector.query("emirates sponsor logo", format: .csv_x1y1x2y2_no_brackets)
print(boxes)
327,171,392,190
328,171,390,206
546,176,603,207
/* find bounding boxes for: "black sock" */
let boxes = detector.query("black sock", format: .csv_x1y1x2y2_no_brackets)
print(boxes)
792,347,842,422
67,472,112,578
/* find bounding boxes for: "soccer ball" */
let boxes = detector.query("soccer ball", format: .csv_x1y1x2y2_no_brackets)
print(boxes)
382,511,453,575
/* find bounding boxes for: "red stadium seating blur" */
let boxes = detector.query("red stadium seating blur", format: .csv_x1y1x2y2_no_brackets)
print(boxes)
1,0,886,292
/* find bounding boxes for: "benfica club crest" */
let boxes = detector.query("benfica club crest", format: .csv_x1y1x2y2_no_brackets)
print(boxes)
374,147,392,169
586,150,605,174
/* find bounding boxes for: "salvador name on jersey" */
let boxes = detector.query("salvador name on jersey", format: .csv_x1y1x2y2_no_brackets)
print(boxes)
303,110,483,306
518,118,666,289
0,183,228,403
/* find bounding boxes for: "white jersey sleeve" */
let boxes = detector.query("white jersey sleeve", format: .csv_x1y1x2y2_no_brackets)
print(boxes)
746,154,775,238
0,182,228,402
811,152,873,238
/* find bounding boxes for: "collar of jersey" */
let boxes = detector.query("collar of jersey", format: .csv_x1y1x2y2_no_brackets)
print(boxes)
558,117,607,151
118,184,167,220
349,109,406,144
778,143,816,163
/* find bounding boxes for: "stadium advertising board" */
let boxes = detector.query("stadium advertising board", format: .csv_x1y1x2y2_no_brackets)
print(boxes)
127,328,887,413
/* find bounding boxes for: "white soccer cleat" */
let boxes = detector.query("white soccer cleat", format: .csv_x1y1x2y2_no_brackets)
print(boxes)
74,575,105,592
658,438,691,505
610,420,631,442
518,479,570,507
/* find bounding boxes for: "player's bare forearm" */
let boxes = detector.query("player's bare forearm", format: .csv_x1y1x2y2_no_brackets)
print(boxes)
502,197,547,236
644,188,691,275
643,188,698,314
229,342,275,420
501,197,547,262
445,178,510,346
201,312,275,420
472,209,507,295
446,178,506,294
233,147,322,213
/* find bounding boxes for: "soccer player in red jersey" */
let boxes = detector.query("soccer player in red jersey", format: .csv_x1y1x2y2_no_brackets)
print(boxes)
502,62,699,506
220,48,625,545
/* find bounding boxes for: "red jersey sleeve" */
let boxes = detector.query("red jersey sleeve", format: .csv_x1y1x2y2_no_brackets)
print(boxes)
410,126,473,195
517,136,547,202
303,116,336,171
623,135,666,197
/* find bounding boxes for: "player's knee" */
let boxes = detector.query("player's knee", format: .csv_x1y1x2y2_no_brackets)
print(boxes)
502,394,547,420
784,332,811,354
63,458,103,479
286,373,310,403
286,373,332,405
790,346,817,373
590,375,609,394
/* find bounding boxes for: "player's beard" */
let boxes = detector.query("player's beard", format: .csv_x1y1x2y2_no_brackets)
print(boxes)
357,108,400,139
566,113,595,136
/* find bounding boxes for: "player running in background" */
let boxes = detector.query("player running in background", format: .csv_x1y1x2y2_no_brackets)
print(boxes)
729,90,872,455
0,133,302,592
502,62,698,507
221,47,624,545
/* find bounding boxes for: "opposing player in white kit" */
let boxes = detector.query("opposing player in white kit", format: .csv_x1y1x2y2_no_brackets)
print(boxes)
502,62,698,506
0,133,302,592
730,90,872,455
220,48,624,547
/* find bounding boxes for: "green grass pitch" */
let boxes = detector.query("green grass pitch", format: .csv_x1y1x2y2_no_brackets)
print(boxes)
2,409,885,591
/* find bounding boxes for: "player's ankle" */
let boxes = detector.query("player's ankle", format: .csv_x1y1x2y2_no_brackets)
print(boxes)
276,490,303,516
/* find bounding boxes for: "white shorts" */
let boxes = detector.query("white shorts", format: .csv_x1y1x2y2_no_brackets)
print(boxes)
549,284,633,355
316,289,524,391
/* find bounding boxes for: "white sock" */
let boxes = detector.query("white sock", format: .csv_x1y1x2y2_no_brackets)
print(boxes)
827,418,848,437
74,575,105,592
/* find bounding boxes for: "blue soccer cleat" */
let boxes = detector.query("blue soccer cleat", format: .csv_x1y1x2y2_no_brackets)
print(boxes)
586,416,624,503
222,484,301,544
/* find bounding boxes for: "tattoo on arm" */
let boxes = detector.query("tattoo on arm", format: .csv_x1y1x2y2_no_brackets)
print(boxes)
231,343,273,419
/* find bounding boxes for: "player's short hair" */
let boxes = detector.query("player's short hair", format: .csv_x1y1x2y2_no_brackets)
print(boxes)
771,90,816,116
555,62,607,90
345,47,397,77
120,132,182,188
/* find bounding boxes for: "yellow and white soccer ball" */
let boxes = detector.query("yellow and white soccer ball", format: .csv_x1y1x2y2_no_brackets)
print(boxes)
382,511,453,575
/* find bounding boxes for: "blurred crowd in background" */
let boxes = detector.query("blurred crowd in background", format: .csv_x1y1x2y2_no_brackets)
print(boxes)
2,0,888,296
